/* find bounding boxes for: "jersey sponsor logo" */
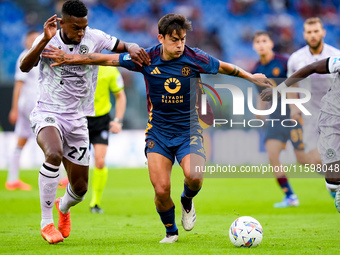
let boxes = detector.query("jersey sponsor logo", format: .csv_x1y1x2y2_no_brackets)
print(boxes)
181,66,191,76
123,54,131,60
147,140,155,149
164,78,181,94
151,67,161,74
326,148,336,159
272,67,280,76
45,117,55,123
79,45,89,54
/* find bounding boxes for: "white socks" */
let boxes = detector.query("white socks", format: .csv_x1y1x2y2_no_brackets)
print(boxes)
39,163,60,229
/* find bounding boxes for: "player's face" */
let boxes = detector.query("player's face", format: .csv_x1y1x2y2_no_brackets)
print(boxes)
25,32,40,50
158,30,186,60
60,15,88,45
253,34,274,56
303,23,325,50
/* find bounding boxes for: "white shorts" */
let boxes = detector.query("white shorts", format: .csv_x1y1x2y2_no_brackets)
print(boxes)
302,115,319,153
15,110,34,138
317,112,340,164
30,110,90,166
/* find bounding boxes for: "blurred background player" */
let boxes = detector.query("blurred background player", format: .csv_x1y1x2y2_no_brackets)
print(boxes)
252,31,312,208
6,30,40,191
287,17,340,166
88,66,126,214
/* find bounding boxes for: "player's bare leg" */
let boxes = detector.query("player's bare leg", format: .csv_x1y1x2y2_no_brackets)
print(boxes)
266,139,299,208
307,148,322,165
147,152,178,243
294,149,312,165
6,137,31,191
56,158,88,238
180,153,204,231
37,126,64,244
325,161,340,212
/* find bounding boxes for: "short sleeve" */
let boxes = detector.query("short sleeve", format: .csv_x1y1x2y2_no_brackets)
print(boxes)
192,48,220,74
14,51,28,81
119,53,142,72
89,28,118,52
287,54,296,77
328,56,340,74
110,69,124,93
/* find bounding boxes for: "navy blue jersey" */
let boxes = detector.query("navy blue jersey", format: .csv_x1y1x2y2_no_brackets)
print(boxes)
252,54,288,120
119,44,220,134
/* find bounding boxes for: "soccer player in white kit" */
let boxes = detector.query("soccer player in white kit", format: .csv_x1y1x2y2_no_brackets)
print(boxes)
6,30,40,191
261,56,340,214
20,0,150,244
287,17,340,165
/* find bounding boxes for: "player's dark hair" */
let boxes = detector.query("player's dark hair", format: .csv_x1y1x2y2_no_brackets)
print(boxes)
253,31,272,41
62,0,88,18
158,13,192,37
304,17,324,29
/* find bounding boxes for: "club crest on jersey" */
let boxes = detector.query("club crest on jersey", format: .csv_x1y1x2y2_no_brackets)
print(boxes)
79,45,89,54
148,140,155,149
45,117,55,123
181,66,191,76
272,67,280,76
326,148,336,159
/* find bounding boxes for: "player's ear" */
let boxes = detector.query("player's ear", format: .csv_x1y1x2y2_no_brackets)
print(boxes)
158,34,164,44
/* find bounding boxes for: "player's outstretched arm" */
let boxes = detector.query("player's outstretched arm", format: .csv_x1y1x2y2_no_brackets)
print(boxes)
218,61,272,88
20,15,61,72
260,58,329,101
114,40,150,67
42,46,120,67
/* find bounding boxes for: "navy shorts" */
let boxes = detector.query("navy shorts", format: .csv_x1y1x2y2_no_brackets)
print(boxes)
265,120,305,150
145,128,206,164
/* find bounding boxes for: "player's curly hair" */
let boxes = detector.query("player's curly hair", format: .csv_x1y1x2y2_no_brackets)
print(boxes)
158,13,192,37
62,0,88,18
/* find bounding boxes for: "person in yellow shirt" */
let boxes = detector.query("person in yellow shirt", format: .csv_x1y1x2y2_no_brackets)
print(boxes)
88,66,126,213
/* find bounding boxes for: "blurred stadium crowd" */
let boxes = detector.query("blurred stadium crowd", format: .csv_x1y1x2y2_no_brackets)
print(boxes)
1,0,340,129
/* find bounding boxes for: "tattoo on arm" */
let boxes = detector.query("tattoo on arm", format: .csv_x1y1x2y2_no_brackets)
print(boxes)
228,65,240,76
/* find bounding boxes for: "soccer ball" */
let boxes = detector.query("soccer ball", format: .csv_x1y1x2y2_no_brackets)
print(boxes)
229,216,263,248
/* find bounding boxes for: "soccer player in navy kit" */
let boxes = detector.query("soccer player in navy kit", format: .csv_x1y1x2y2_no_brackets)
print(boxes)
43,13,272,243
252,31,312,208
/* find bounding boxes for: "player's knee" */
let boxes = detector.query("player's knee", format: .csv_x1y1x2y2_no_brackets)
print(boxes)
186,178,203,190
44,148,63,166
154,185,170,201
95,158,105,169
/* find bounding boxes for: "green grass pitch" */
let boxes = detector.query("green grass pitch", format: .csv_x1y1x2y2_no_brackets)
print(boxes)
0,167,340,254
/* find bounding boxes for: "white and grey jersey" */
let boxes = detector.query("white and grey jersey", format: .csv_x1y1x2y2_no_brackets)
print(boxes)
33,27,118,119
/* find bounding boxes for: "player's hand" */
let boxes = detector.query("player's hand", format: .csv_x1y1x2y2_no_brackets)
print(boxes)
127,44,151,67
260,88,275,101
109,121,122,133
290,105,302,120
42,45,69,67
43,15,61,41
8,108,18,125
251,74,273,88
